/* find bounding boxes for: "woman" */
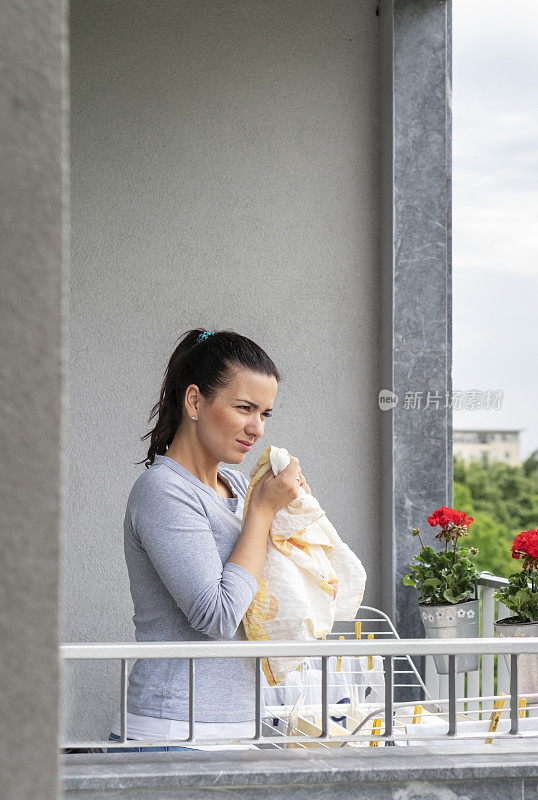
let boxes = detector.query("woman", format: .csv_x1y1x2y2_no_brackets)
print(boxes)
108,328,307,752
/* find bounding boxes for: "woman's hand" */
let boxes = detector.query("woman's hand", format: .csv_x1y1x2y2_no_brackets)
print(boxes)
232,457,312,584
250,455,307,514
300,474,312,494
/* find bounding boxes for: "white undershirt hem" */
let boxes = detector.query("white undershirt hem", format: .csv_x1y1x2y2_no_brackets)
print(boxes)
110,711,258,750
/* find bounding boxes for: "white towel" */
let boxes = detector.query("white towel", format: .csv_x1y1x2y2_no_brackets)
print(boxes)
242,445,367,685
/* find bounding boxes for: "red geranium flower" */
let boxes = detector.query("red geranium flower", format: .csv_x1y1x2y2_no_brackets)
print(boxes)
428,506,474,530
511,529,538,564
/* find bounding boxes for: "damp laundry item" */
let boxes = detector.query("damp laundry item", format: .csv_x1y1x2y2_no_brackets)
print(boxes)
242,445,367,685
307,655,386,706
263,660,352,732
262,655,385,733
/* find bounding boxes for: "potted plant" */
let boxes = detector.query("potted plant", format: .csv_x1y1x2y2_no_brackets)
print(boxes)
493,529,538,699
404,506,480,674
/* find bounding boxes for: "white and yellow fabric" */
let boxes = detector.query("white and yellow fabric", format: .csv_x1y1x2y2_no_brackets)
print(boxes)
242,445,367,685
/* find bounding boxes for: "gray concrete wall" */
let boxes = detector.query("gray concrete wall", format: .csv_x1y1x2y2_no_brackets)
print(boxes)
0,0,68,797
64,0,382,742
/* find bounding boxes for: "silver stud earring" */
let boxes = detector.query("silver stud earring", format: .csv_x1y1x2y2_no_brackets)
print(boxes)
191,415,197,421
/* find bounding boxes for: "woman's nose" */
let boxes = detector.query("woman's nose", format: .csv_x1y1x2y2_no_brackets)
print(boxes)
246,416,264,436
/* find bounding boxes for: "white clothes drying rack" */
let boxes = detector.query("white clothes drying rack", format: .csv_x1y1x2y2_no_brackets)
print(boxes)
259,606,538,750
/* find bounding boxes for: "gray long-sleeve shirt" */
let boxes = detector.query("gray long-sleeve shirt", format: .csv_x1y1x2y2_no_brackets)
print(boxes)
123,454,259,722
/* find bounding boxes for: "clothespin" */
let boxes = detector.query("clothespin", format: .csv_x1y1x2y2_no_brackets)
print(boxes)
412,705,422,725
370,718,382,746
367,633,374,670
287,690,306,736
301,660,308,685
519,698,527,718
336,636,345,672
485,692,506,743
346,684,366,732
355,621,362,639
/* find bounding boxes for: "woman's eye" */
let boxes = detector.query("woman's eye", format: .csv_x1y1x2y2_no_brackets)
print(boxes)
238,405,271,419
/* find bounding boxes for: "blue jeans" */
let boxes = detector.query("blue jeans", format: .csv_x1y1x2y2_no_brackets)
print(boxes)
107,732,199,753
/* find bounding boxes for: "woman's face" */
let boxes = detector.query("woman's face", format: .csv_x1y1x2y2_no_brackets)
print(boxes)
195,367,279,464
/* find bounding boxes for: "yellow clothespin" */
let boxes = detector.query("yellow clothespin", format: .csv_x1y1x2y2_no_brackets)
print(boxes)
367,633,374,670
519,698,527,718
370,718,382,746
336,636,345,672
355,621,362,639
412,705,422,725
485,692,506,743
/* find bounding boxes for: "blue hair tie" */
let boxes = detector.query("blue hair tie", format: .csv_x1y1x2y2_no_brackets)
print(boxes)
197,330,215,343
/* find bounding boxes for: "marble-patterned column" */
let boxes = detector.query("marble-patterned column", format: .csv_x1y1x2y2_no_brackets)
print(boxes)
379,0,453,658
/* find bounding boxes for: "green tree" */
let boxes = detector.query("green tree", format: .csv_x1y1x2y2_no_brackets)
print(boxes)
453,481,472,512
453,457,467,485
465,512,515,578
452,455,538,578
523,449,538,492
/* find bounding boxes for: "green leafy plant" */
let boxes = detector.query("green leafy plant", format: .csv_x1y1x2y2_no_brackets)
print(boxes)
494,529,538,623
403,506,479,604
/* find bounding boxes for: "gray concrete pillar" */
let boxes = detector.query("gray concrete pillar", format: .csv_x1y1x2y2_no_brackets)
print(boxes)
379,0,453,650
0,1,68,798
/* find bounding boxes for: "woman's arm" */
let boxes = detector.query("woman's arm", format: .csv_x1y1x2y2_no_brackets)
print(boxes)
227,501,274,586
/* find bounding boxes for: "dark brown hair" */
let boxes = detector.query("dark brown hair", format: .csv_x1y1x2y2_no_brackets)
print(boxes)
137,329,281,468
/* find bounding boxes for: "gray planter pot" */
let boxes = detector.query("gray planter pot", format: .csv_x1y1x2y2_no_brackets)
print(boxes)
419,598,480,674
494,616,538,702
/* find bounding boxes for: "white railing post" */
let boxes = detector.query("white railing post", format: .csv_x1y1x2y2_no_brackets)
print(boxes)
188,658,195,743
383,656,393,738
321,656,329,739
497,601,511,694
254,658,263,741
448,655,457,736
120,659,128,743
480,583,496,710
509,653,519,735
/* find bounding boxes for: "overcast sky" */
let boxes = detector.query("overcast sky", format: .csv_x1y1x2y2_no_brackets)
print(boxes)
452,0,538,459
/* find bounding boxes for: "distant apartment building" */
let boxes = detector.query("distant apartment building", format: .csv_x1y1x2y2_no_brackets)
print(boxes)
453,429,521,465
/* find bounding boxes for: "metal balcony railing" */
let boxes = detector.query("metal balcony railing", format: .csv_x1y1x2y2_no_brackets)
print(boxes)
60,577,538,752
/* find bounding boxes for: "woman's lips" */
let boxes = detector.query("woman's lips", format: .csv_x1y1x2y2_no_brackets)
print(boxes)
237,440,252,451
